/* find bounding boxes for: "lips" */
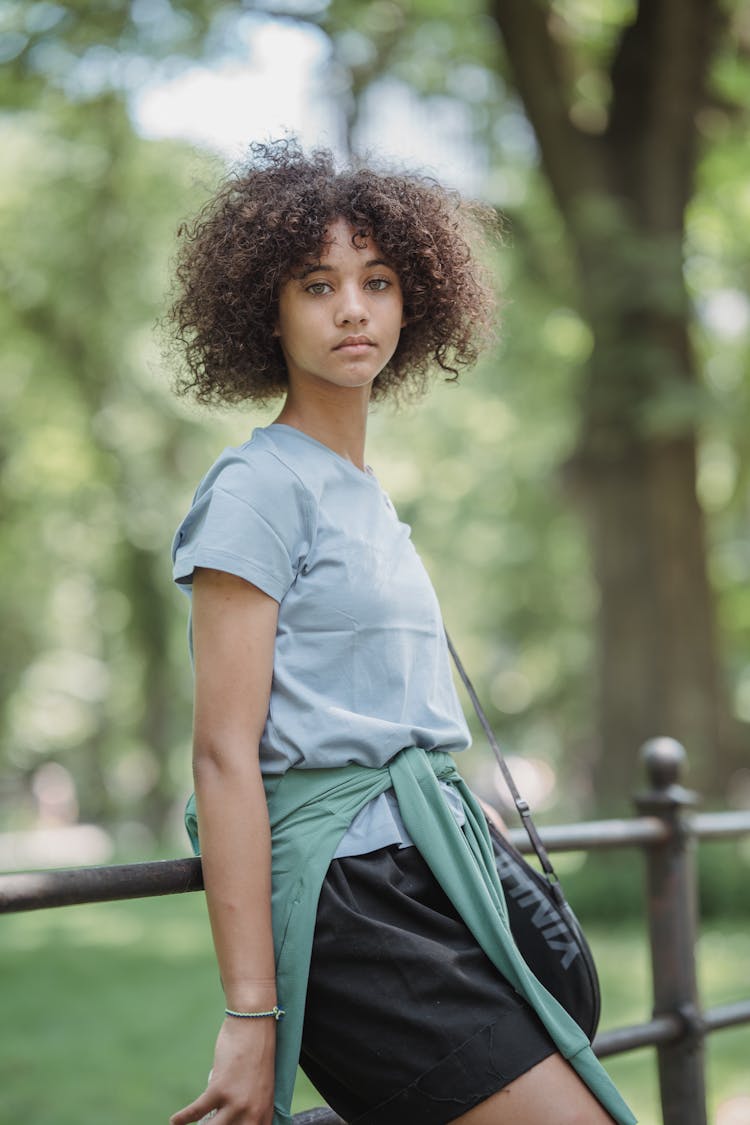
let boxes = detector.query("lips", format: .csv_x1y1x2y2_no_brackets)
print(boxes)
334,335,374,350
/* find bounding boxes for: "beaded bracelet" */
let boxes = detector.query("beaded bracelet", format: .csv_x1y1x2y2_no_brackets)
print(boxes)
224,1005,285,1021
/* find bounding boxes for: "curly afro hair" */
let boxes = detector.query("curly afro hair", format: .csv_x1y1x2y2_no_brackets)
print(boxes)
166,139,499,406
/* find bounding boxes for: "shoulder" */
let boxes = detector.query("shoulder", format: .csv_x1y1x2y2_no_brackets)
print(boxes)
172,434,318,600
202,430,309,500
192,429,316,532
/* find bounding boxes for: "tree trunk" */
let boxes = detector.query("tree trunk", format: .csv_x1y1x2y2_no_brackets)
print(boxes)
566,390,724,799
490,0,733,801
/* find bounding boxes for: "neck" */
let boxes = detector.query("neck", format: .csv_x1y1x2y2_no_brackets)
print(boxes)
273,384,371,471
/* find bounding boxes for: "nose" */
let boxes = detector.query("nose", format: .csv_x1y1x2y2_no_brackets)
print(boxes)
335,282,369,326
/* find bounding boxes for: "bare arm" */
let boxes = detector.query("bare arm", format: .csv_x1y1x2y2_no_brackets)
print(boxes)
171,567,280,1125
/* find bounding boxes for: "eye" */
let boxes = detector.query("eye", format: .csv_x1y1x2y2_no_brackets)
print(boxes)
306,281,333,295
365,277,391,291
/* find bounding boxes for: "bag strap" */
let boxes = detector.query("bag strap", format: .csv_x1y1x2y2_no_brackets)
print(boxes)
445,629,566,907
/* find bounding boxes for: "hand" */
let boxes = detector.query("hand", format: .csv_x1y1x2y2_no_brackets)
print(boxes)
477,795,509,836
170,1016,277,1125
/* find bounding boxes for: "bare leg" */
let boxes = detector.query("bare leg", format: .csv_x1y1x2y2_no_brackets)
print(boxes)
449,1053,616,1125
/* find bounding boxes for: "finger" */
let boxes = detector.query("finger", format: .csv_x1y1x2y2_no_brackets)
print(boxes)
170,1094,218,1125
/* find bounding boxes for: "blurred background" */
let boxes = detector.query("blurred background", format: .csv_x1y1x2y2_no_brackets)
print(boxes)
1,2,750,1122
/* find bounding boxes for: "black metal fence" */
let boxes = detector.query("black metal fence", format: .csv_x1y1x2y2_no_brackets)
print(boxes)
2,737,749,1125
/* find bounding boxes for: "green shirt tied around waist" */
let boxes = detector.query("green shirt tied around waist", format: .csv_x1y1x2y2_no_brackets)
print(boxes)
185,746,637,1125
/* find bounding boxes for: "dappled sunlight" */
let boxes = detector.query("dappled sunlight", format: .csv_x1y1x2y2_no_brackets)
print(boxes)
6,423,97,497
132,20,335,160
716,1094,750,1125
697,439,739,511
491,754,557,813
0,760,114,870
1,897,211,957
0,824,113,871
541,308,594,362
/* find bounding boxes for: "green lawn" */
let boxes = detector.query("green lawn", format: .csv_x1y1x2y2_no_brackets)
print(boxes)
1,892,748,1124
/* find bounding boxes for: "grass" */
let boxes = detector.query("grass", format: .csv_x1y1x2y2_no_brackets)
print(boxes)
1,892,748,1124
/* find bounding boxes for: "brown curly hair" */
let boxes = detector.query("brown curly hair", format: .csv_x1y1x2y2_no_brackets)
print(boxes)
166,139,498,406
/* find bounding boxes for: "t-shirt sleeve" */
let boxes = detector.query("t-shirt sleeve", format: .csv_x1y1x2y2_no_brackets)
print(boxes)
171,448,313,604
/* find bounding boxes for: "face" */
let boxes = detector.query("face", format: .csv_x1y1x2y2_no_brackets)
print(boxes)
274,217,405,395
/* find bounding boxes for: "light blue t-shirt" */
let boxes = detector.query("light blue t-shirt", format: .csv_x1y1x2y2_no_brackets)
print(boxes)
172,423,470,855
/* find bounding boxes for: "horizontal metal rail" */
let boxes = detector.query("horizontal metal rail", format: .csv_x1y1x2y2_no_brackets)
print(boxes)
594,1014,682,1057
703,999,750,1033
507,808,750,854
0,820,669,913
0,856,204,913
689,810,750,841
2,808,750,914
591,997,750,1059
2,739,749,1125
508,816,669,852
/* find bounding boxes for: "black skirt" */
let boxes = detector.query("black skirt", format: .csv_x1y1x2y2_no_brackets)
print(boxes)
299,843,556,1125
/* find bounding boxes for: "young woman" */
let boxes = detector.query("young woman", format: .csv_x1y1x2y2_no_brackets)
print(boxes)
166,140,636,1125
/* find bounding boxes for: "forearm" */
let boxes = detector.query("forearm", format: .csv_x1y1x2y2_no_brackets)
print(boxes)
171,571,280,1125
194,750,276,1010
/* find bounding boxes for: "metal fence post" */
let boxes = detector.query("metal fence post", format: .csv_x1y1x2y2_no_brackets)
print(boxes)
634,738,706,1125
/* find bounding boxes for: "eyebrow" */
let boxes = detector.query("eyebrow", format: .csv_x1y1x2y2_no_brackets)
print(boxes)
296,258,393,279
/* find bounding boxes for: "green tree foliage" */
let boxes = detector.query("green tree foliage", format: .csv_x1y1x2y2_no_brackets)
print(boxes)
1,1,749,845
0,4,239,838
315,0,750,804
1,97,196,836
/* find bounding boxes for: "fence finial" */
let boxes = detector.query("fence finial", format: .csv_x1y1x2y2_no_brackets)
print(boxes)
638,738,697,812
641,737,685,788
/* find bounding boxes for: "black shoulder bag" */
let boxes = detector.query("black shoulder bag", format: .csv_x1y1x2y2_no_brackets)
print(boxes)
447,632,601,1041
